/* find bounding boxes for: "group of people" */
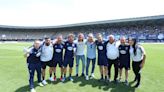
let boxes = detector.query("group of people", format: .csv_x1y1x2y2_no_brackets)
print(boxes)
24,33,146,92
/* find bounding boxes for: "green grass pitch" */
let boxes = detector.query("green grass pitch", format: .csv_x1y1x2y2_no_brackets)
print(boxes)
0,42,164,92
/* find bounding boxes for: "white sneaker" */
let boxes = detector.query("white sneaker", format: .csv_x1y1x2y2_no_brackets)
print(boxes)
42,80,48,85
30,88,36,92
118,78,122,83
38,82,44,87
69,77,74,81
62,77,66,82
90,73,95,79
49,77,54,82
86,75,89,80
108,78,111,83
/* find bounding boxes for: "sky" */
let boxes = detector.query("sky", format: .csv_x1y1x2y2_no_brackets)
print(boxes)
0,0,164,27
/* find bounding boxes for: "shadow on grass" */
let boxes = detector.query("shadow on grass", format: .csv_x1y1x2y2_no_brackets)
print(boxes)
14,81,37,92
72,76,136,92
15,76,136,92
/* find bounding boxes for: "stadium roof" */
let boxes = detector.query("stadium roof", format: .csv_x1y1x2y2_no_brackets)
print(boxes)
0,15,164,29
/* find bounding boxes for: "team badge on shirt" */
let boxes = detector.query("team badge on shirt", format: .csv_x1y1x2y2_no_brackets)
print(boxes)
67,47,73,51
56,49,62,53
98,46,103,50
120,50,126,54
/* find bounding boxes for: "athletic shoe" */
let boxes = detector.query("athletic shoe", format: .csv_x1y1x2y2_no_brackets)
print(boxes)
81,73,85,77
30,88,36,92
54,77,57,81
125,80,129,86
62,77,66,82
69,77,74,81
42,80,48,85
98,78,104,82
108,78,111,83
90,73,95,79
133,83,140,88
38,82,44,87
105,78,109,84
114,79,119,84
118,78,122,82
86,75,89,80
49,77,54,82
60,77,63,81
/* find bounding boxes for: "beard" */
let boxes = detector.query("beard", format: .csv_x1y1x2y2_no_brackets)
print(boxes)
45,43,50,46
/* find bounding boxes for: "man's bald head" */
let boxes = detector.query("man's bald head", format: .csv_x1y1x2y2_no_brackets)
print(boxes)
108,35,115,43
120,36,126,44
34,40,41,49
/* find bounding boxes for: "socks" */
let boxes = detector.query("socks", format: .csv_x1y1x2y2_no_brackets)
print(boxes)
50,74,52,77
42,76,45,80
101,74,103,79
69,74,72,77
105,76,107,80
54,73,56,77
64,74,66,78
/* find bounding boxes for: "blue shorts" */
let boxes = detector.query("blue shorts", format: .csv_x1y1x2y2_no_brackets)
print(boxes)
54,60,63,67
98,57,108,66
63,58,74,68
52,58,63,67
119,61,130,70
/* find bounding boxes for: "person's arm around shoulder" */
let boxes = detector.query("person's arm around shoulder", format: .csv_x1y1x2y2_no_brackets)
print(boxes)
23,47,33,58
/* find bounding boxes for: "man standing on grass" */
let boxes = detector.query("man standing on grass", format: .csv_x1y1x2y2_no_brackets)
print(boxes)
24,40,44,92
63,34,76,82
118,36,130,86
95,33,108,82
40,37,54,85
52,35,64,81
106,35,119,83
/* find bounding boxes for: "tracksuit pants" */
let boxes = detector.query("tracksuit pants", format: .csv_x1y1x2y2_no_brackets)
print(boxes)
28,63,41,89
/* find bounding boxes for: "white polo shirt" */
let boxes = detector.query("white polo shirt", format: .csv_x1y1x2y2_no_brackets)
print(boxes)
74,40,86,56
106,42,119,60
40,44,53,62
130,45,146,62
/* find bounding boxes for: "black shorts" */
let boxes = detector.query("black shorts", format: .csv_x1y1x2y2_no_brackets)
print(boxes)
54,60,63,67
41,60,54,69
119,63,130,70
98,57,108,66
63,58,74,68
119,60,130,70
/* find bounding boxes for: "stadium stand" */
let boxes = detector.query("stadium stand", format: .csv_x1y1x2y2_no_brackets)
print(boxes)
0,15,164,42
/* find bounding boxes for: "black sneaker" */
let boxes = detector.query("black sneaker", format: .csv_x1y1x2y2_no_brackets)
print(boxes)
98,78,104,82
81,73,85,77
105,78,109,84
114,79,119,84
134,83,140,88
124,80,129,86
